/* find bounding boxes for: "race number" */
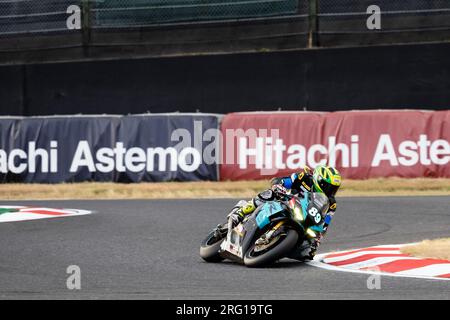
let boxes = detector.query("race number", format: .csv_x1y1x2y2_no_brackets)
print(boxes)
308,207,322,223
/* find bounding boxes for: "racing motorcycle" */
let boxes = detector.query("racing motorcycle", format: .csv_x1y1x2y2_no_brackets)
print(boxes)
199,188,329,267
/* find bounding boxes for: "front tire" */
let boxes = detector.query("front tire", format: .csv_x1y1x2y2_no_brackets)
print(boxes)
200,230,226,263
244,229,298,268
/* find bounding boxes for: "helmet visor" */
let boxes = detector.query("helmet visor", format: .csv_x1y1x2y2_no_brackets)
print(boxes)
318,181,339,197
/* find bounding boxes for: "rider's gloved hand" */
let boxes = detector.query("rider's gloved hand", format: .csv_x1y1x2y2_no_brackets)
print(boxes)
271,184,288,197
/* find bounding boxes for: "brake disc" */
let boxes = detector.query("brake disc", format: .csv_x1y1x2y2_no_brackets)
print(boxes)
254,235,282,252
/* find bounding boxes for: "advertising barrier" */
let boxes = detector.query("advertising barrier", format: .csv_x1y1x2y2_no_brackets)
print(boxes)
0,114,221,183
219,110,450,180
1,111,449,183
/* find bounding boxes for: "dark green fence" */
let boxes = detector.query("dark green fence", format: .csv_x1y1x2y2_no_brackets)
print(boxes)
0,0,78,34
1,0,450,48
92,0,299,27
0,0,301,35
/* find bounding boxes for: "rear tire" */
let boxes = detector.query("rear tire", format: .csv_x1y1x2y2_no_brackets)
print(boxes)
244,229,298,268
200,230,226,263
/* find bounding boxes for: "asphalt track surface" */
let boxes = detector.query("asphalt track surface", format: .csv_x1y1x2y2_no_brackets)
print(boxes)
0,197,449,300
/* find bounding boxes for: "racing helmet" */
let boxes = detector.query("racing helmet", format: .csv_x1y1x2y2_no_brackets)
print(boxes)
312,166,342,198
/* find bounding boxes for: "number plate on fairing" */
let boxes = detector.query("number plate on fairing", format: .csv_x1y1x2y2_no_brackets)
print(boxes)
221,227,244,258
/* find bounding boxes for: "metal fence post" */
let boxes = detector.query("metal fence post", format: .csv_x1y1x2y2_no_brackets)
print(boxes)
81,0,91,54
308,0,319,48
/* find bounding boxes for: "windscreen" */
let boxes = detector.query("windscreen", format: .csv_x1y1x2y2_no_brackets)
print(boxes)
311,193,330,217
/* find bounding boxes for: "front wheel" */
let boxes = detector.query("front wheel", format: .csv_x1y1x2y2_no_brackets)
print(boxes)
244,229,298,268
200,227,227,263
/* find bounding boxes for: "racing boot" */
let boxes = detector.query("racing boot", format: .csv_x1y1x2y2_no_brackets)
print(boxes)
288,239,317,261
227,200,256,228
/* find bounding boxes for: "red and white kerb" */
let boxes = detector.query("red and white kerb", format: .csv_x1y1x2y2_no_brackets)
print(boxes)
309,244,450,281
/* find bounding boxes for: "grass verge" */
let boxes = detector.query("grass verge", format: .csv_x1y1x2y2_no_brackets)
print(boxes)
0,178,449,200
401,238,450,261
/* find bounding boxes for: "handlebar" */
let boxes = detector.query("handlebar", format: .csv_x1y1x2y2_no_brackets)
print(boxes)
272,186,304,202
273,189,296,201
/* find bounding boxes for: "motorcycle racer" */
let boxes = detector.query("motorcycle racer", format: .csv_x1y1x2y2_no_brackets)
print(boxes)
227,165,342,261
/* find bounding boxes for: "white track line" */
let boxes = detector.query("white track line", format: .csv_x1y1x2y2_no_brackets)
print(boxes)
396,264,450,277
0,208,92,223
0,212,56,222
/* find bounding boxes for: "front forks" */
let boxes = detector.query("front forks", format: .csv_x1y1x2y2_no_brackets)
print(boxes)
256,220,286,245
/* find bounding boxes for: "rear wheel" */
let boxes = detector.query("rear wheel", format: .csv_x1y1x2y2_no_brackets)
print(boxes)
200,227,227,263
244,229,298,268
